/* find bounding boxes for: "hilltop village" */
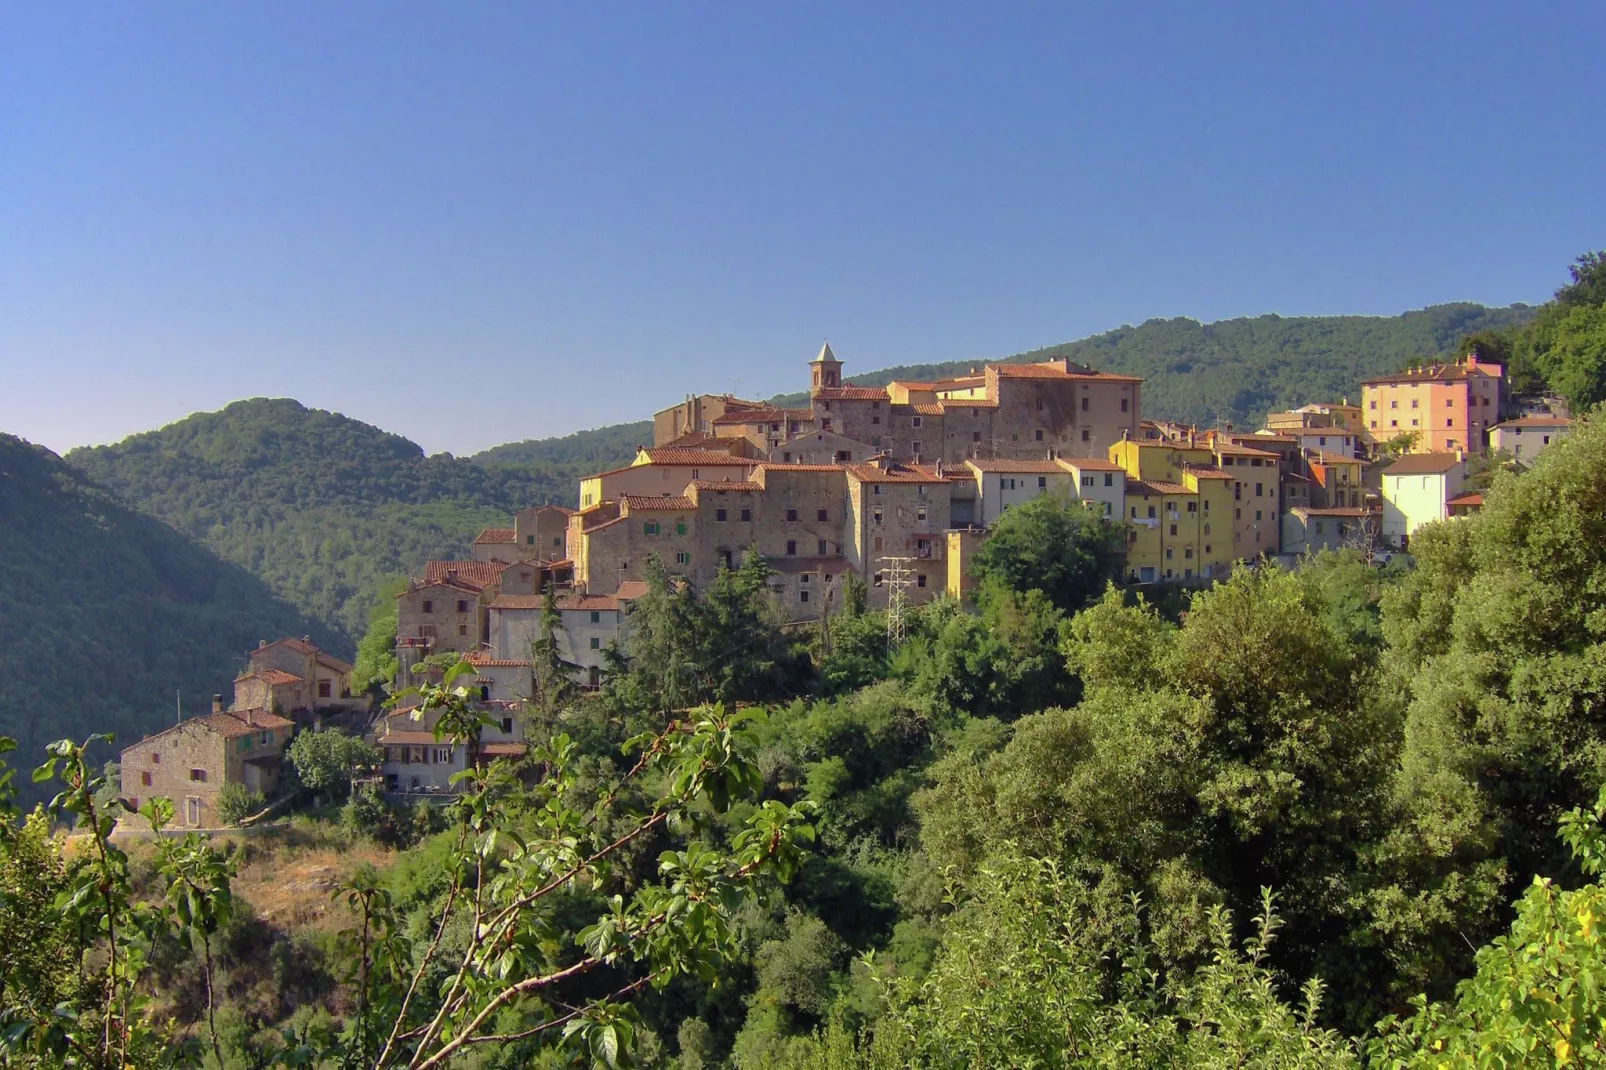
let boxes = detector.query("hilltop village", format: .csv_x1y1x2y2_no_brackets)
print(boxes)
119,344,1574,824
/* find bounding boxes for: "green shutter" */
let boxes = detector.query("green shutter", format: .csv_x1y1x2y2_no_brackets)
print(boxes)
676,522,686,535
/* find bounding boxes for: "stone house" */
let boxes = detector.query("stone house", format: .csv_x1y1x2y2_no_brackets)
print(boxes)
1489,415,1573,466
235,636,358,716
653,394,765,445
769,428,875,466
376,701,528,794
844,460,953,608
1281,507,1381,556
712,405,819,452
119,699,294,827
578,449,756,509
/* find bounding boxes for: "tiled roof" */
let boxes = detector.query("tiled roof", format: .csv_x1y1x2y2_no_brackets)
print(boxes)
1181,466,1233,480
1128,480,1191,495
255,636,320,657
616,580,650,601
556,593,623,611
757,463,846,473
813,385,890,401
532,503,576,515
480,742,528,758
406,576,484,596
690,480,762,492
464,652,530,668
378,729,441,746
938,397,1000,409
1495,416,1572,429
640,448,755,466
1447,492,1485,507
710,407,813,425
423,560,505,590
245,668,303,686
1058,458,1126,472
1309,451,1360,465
965,459,1072,474
844,463,951,484
993,362,1144,383
1383,453,1463,476
474,528,516,545
931,375,985,389
1362,362,1500,386
621,494,696,511
906,402,945,415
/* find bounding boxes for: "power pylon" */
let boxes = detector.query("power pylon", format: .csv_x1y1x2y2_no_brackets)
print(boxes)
881,556,914,647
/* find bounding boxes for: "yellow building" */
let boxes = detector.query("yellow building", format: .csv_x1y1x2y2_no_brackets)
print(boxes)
1109,438,1240,583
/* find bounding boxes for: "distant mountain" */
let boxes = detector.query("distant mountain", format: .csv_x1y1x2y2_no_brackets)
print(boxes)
0,433,336,791
767,303,1537,428
65,399,588,641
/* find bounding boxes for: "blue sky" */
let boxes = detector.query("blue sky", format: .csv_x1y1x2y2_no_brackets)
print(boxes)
1,4,1601,456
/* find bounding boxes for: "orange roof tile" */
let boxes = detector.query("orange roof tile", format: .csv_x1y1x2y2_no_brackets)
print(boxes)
1213,443,1281,458
938,397,1000,409
621,494,696,511
1181,466,1233,480
710,407,813,425
1362,361,1501,386
474,528,516,545
244,668,303,686
814,385,890,401
1058,458,1126,471
640,448,756,466
1495,415,1572,429
690,480,762,492
844,463,951,484
1383,453,1463,476
423,560,506,589
556,593,624,611
992,362,1144,383
965,459,1072,474
480,742,528,758
757,462,846,473
615,580,650,601
1446,492,1485,507
1128,480,1191,495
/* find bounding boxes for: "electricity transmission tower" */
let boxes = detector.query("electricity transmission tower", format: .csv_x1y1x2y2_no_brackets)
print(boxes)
881,556,914,647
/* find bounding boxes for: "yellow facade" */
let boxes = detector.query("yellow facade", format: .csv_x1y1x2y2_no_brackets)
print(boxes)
1107,439,1215,483
1112,442,1236,584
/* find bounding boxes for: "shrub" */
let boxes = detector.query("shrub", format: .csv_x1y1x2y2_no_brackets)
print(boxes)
214,783,265,826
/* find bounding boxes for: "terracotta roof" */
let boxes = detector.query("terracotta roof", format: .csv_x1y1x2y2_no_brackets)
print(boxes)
931,375,986,389
640,448,758,465
756,463,846,473
1362,362,1501,386
690,480,762,492
532,504,576,515
813,386,890,401
556,593,623,612
1128,480,1191,495
423,560,506,589
463,652,530,668
1181,466,1233,480
993,362,1144,383
621,495,695,511
844,463,951,484
474,528,516,545
480,742,528,758
406,576,484,597
710,407,813,425
938,397,1000,409
1495,416,1573,429
255,636,320,657
244,668,303,686
1447,492,1485,507
616,580,650,601
378,730,442,746
907,402,945,415
1308,451,1361,465
1383,453,1464,476
1058,458,1126,472
965,459,1072,474
1213,443,1281,458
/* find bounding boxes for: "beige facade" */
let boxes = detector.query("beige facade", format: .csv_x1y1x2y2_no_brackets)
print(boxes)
1489,416,1572,465
1281,507,1380,556
844,462,952,608
769,428,875,466
653,394,765,445
119,706,293,827
579,450,755,508
237,637,358,715
377,702,527,795
1381,453,1465,545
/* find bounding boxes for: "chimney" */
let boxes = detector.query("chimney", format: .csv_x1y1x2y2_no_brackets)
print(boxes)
243,706,255,726
212,694,223,714
302,635,311,644
935,457,945,478
259,639,267,649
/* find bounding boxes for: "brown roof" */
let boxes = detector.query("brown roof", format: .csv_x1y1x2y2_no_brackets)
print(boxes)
378,730,441,746
463,652,530,668
406,576,485,597
1362,361,1501,386
621,494,696,511
938,397,1000,409
1495,416,1572,429
1213,443,1281,458
690,480,763,492
1447,492,1485,507
992,362,1142,383
1383,453,1464,476
1060,458,1126,472
640,448,756,466
710,407,813,425
251,637,351,675
1181,466,1233,480
907,402,945,415
1309,451,1361,466
423,560,506,589
480,742,528,758
474,528,516,545
757,463,846,473
844,463,951,484
555,593,624,611
1128,480,1191,495
615,580,650,601
244,668,302,686
965,458,1072,474
814,385,890,401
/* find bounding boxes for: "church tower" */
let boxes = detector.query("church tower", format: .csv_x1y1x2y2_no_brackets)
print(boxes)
809,341,842,395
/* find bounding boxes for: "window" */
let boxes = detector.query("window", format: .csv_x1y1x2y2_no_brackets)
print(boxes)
675,551,689,564
1446,399,1454,408
873,507,884,524
1390,419,1398,427
318,679,332,698
1081,429,1091,442
643,521,660,535
800,589,810,603
1205,544,1212,553
1446,419,1454,428
740,508,751,522
873,535,883,551
801,573,811,583
818,539,828,555
1170,523,1178,535
1255,482,1263,497
457,599,469,613
1255,510,1263,521
675,522,686,535
1121,398,1129,412
189,768,206,783
1166,547,1174,560
422,599,434,613
874,573,884,587
458,623,468,636
502,716,514,733
554,536,562,547
1036,398,1044,411
916,574,928,588
479,685,491,702
1184,547,1193,559
872,415,881,425
1186,501,1197,513
141,770,152,787
151,752,159,764
786,540,797,555
1235,508,1242,519
911,440,922,454
1039,476,1048,488
590,610,601,623
912,416,923,428
1147,505,1156,519
972,431,982,443
1104,473,1114,486
716,508,727,522
1035,429,1044,441
1204,523,1211,535
1369,400,1377,409
873,485,882,495
1081,397,1089,411
590,637,601,649
1390,400,1398,409
433,747,453,764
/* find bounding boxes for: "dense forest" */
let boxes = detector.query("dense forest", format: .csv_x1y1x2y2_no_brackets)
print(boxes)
4,409,1605,1068
0,434,336,797
471,419,653,468
64,400,610,641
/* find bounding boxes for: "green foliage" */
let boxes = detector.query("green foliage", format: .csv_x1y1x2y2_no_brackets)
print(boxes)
214,782,266,826
0,433,335,807
65,399,616,640
968,492,1126,613
340,781,394,841
285,730,381,797
350,577,404,693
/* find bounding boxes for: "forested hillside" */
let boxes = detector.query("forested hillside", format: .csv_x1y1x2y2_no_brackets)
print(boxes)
0,434,336,790
770,302,1536,426
471,418,652,467
65,399,598,641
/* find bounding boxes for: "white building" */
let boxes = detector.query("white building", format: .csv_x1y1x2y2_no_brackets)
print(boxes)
963,457,1126,527
377,701,527,794
486,582,648,691
1380,452,1465,547
1059,458,1126,520
1489,415,1573,466
1262,427,1358,460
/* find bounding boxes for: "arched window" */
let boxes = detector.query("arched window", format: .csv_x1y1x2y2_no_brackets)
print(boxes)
479,685,490,702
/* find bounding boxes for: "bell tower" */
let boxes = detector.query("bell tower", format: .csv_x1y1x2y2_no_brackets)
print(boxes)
810,341,842,395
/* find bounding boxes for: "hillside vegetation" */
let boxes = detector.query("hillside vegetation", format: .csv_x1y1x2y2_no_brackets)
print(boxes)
471,418,652,467
65,399,602,641
0,434,336,787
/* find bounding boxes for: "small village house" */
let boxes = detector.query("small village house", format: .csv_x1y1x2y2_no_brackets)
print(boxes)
119,697,293,828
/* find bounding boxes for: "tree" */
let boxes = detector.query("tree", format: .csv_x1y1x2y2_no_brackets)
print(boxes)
352,578,405,693
215,782,265,826
529,583,579,724
285,729,381,798
967,493,1126,613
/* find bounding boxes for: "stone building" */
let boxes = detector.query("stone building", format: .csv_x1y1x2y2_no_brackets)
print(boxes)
233,636,358,717
653,393,768,445
376,701,527,795
119,699,294,827
1489,415,1573,466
